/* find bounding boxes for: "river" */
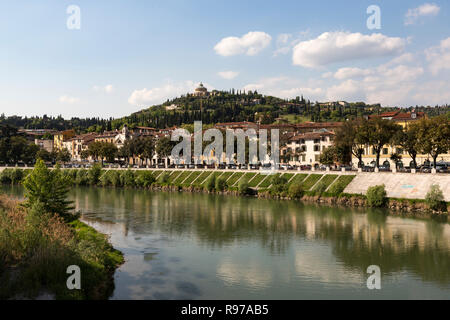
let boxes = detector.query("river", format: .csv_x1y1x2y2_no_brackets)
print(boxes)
2,185,450,300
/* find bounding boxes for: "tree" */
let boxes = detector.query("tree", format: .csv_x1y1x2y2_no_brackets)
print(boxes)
319,146,337,166
22,159,76,221
156,136,174,159
87,141,102,162
56,148,71,163
99,142,118,164
416,116,450,168
390,153,402,169
334,120,364,167
358,118,402,168
392,123,420,169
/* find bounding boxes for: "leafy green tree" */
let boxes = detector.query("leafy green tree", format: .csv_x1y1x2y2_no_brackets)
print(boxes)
22,159,76,221
416,116,450,168
56,148,71,163
334,120,365,167
392,124,420,169
319,146,337,166
358,118,402,168
156,136,175,161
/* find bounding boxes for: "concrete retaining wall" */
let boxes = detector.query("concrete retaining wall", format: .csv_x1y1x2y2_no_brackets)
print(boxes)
344,172,450,201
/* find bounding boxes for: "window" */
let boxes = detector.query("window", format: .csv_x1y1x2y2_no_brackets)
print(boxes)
302,155,306,161
315,155,320,161
314,139,320,144
383,148,388,155
314,145,320,152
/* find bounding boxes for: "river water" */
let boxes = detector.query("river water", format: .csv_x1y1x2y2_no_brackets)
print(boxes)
2,185,450,300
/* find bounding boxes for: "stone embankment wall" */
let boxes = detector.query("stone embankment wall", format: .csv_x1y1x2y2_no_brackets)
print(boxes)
344,172,450,201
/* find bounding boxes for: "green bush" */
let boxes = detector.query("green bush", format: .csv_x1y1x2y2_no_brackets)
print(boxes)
75,169,89,186
238,178,251,195
205,175,216,192
425,184,446,211
109,170,122,187
269,175,288,195
0,169,12,184
215,177,228,192
135,171,155,188
157,172,171,185
366,185,387,207
288,183,304,199
87,164,103,185
121,170,135,187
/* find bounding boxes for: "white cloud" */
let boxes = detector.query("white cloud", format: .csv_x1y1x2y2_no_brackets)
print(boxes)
218,71,239,80
292,31,405,68
425,37,450,75
59,95,79,104
405,3,440,25
333,67,373,80
128,81,214,106
93,84,114,93
214,31,272,56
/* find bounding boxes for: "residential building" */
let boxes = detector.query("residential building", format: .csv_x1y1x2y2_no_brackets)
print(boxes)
34,139,54,153
54,130,75,151
282,129,335,167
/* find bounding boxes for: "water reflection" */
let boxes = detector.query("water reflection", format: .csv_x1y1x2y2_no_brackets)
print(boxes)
2,185,450,299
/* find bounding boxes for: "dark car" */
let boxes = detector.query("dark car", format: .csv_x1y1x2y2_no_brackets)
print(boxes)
362,166,375,172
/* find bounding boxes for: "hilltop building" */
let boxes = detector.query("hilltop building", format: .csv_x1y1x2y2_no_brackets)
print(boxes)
193,82,209,97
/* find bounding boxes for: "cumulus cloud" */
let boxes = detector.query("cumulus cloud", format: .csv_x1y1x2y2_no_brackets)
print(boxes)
93,84,114,93
218,71,239,80
405,3,440,25
128,81,213,106
214,31,272,56
59,95,79,104
292,32,405,68
425,37,450,75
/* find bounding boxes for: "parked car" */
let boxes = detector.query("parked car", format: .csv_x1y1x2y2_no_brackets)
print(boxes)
362,166,375,172
299,164,312,171
227,164,237,169
436,164,448,173
378,165,391,172
281,164,293,170
176,164,185,169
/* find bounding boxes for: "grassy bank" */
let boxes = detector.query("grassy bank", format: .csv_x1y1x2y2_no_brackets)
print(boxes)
1,166,448,214
0,194,124,300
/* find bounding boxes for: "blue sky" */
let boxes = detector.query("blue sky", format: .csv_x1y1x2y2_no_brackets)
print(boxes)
1,0,449,118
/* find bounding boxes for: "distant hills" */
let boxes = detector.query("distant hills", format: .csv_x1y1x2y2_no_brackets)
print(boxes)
1,89,449,133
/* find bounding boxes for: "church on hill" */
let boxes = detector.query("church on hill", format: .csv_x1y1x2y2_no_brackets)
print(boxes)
193,82,209,97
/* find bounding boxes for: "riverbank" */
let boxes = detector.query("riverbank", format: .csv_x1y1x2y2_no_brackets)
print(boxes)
0,194,124,300
1,167,448,217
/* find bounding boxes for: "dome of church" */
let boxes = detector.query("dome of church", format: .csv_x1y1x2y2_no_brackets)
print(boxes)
195,82,207,92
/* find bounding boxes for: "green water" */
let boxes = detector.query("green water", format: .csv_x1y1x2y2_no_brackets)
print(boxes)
2,185,450,300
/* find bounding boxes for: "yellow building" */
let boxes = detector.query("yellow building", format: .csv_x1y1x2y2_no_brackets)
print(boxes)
53,130,75,151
